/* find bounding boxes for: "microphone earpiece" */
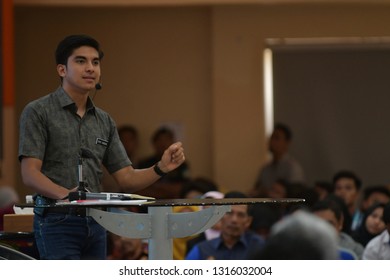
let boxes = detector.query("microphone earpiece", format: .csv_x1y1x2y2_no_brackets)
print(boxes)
95,83,102,90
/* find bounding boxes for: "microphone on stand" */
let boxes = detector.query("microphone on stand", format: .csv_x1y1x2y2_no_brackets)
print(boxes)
77,156,87,192
68,149,92,201
68,149,152,202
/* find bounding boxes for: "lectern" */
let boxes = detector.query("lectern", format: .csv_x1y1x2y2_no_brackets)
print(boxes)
18,197,304,259
76,197,304,260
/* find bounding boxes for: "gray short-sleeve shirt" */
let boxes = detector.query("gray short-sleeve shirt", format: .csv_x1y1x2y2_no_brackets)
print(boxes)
18,87,131,192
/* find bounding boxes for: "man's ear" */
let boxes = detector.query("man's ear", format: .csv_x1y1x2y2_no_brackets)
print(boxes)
57,64,66,77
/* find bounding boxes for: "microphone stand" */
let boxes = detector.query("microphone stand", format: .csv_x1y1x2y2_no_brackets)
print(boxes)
68,153,88,201
77,156,88,192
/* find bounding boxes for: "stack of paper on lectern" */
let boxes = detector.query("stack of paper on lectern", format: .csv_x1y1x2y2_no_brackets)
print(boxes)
57,192,155,206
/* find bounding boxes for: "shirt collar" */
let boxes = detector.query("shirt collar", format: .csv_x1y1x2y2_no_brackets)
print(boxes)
215,233,249,249
55,86,96,113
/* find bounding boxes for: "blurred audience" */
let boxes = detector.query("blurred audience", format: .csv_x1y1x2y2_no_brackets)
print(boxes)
0,186,20,231
251,123,305,197
186,191,225,254
249,203,281,240
314,181,334,201
101,124,140,193
139,126,190,183
353,185,390,230
332,170,362,232
351,202,386,247
118,125,140,168
250,211,339,260
106,232,148,260
362,202,390,259
179,177,218,199
186,191,264,260
311,196,364,259
173,178,220,259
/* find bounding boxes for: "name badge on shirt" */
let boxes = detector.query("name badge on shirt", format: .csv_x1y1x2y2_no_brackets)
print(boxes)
96,138,108,147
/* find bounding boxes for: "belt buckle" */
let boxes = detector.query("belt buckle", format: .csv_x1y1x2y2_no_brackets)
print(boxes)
72,207,86,217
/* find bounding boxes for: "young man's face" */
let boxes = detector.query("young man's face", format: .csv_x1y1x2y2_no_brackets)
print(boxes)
334,178,358,208
313,209,343,233
268,181,287,199
57,46,101,93
269,129,289,156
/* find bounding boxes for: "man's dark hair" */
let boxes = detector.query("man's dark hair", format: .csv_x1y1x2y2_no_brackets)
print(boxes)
224,191,248,199
118,125,138,137
152,127,175,143
55,34,104,65
311,195,344,222
224,191,253,215
363,185,390,200
179,177,218,198
332,170,362,191
315,181,334,194
274,123,292,141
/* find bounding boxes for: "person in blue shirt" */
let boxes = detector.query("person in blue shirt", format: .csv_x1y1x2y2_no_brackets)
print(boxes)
186,191,264,260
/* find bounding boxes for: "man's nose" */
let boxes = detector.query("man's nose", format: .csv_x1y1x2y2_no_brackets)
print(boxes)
229,213,240,222
85,61,95,71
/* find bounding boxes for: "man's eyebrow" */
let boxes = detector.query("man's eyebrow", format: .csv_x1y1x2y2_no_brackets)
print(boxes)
74,55,86,60
73,55,100,61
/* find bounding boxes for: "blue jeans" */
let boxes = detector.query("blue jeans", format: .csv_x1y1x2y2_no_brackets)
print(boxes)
34,213,107,260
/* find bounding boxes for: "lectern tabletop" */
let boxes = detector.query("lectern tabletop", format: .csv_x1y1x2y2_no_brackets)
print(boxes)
142,197,304,207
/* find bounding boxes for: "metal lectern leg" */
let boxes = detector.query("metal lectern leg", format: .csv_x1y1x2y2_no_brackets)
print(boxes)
147,205,231,260
148,206,172,260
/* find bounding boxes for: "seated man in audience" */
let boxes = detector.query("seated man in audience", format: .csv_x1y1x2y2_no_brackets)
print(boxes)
311,197,364,259
185,191,264,260
332,170,362,232
361,185,390,210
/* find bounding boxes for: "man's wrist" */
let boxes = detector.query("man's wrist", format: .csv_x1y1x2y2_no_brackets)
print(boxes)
153,162,168,177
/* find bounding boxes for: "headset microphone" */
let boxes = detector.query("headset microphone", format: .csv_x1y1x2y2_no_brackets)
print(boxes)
95,83,102,90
